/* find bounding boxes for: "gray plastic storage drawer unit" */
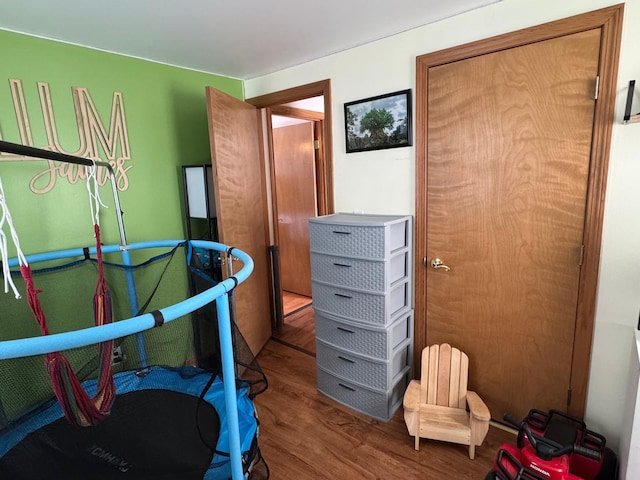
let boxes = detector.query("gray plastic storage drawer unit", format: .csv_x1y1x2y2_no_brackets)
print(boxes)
314,310,413,360
316,366,410,422
316,338,411,391
309,213,414,422
311,280,410,325
309,251,409,293
309,213,409,259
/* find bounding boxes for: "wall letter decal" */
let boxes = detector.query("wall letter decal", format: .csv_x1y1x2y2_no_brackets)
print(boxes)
0,79,132,194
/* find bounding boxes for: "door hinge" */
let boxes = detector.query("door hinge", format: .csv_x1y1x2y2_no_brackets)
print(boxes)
579,245,585,266
567,387,572,407
594,75,600,100
314,139,320,150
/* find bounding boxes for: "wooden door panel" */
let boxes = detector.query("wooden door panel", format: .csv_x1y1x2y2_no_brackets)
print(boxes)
273,122,316,297
424,29,600,420
205,87,272,356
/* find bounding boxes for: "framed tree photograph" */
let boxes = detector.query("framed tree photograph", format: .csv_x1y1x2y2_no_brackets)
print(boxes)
344,89,412,153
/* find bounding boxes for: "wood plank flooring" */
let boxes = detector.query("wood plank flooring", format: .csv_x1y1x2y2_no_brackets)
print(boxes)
282,291,312,316
253,325,515,479
271,303,316,355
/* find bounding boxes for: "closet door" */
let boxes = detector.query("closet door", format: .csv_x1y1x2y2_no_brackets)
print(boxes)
422,30,598,420
272,121,316,297
414,5,624,420
205,87,272,355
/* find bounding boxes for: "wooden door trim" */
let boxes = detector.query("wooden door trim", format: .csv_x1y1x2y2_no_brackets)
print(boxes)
314,120,326,215
266,112,320,247
267,104,325,239
270,105,324,122
271,121,316,296
263,111,279,246
246,79,334,215
414,4,623,418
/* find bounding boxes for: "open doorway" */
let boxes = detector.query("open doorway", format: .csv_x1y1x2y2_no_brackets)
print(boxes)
271,107,318,315
246,80,333,349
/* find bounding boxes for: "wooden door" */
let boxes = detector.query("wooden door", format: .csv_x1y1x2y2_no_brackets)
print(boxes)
415,5,624,421
205,87,272,356
272,121,316,297
247,79,334,217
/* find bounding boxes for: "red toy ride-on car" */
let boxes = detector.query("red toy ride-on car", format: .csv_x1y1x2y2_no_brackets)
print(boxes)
486,410,618,480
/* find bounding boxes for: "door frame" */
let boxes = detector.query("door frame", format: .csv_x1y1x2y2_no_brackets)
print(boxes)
267,105,324,248
247,80,333,329
246,79,334,217
269,116,317,298
414,5,623,418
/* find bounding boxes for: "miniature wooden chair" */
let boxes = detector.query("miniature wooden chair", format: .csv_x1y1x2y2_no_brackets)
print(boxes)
403,343,491,459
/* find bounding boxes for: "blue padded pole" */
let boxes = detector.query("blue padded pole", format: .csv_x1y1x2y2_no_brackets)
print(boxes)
216,292,244,480
0,240,254,360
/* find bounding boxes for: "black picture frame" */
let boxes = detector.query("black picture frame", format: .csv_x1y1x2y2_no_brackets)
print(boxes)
344,89,412,153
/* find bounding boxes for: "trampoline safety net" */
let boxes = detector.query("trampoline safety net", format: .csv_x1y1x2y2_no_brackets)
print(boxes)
0,241,269,480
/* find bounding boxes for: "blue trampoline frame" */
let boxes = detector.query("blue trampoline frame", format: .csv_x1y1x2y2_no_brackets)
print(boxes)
0,140,254,478
0,239,253,480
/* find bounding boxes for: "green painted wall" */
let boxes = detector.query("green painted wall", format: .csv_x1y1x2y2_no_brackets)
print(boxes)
0,31,241,406
0,29,243,255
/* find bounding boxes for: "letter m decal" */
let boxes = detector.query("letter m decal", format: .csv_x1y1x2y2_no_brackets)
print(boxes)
74,87,130,161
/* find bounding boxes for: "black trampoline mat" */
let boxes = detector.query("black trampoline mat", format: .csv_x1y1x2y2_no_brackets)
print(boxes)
0,389,221,480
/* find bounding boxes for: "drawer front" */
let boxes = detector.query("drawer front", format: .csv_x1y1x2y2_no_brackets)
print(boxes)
309,223,388,258
314,310,413,359
316,367,410,422
312,281,410,325
316,339,411,391
310,252,408,293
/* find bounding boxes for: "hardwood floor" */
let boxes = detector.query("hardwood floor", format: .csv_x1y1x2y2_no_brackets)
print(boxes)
253,332,515,479
282,291,312,316
271,304,316,355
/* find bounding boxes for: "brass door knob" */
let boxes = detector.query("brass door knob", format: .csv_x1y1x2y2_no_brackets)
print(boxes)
430,257,450,272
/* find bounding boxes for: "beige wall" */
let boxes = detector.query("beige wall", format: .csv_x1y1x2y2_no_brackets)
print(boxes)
245,0,640,450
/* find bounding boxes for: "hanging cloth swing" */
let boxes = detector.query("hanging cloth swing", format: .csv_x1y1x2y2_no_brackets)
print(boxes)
0,166,116,427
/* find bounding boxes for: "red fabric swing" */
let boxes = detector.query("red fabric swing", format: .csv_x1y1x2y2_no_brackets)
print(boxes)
20,223,116,426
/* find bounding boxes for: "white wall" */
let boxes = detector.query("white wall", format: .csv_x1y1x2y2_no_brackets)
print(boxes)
245,0,640,451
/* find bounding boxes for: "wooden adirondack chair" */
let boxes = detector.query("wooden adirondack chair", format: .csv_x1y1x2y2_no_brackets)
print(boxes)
403,343,491,459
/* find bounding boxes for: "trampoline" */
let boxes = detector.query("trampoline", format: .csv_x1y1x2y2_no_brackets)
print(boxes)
0,141,268,480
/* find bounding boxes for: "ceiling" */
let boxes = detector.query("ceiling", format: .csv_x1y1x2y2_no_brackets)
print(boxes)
0,0,500,80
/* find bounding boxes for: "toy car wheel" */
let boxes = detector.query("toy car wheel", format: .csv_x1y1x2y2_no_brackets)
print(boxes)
594,447,618,480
